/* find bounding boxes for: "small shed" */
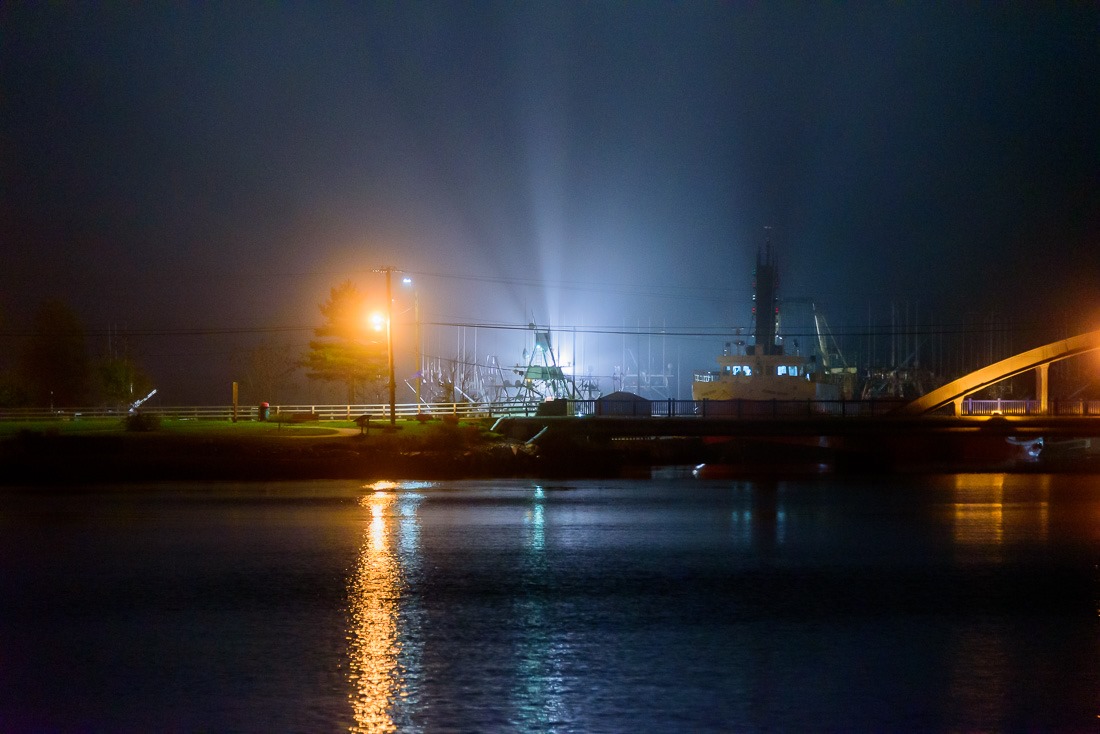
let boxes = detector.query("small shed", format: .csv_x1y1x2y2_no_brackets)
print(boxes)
595,391,651,416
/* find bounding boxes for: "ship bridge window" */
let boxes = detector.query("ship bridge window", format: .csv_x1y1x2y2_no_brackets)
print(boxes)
777,365,801,377
723,365,752,376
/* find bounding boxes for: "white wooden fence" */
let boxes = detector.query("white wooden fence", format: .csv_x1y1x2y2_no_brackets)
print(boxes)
0,401,538,422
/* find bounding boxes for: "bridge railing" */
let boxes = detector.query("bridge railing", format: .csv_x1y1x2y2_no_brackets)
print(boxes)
568,397,1099,418
961,398,1100,416
568,398,910,418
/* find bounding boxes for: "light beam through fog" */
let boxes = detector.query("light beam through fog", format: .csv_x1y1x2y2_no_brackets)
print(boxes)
1,4,1096,405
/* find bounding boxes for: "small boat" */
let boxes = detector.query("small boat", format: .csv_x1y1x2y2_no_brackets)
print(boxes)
692,461,832,479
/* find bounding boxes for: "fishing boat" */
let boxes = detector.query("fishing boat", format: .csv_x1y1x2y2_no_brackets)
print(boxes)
693,245,837,402
692,348,818,401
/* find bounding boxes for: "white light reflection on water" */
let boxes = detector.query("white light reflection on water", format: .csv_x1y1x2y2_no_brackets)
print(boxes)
347,481,427,734
512,483,568,729
729,482,754,545
527,484,545,553
729,481,787,550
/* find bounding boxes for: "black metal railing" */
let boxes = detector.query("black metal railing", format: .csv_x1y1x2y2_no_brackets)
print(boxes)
567,398,910,418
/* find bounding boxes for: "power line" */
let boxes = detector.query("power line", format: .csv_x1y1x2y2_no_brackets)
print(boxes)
0,315,1056,341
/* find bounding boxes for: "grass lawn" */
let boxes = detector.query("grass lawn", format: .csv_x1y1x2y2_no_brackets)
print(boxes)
0,410,542,484
0,415,495,441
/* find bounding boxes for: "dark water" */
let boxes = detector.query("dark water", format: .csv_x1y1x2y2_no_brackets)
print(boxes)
1,473,1098,732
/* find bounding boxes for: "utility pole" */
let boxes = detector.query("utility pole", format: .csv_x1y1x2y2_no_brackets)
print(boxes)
414,286,421,410
374,266,398,427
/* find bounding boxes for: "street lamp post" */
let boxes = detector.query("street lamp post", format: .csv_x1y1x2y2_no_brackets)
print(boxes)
384,268,396,426
375,267,417,425
403,277,421,411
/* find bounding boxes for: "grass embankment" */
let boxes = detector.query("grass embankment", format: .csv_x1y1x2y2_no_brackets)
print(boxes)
0,415,494,440
0,415,545,483
0,417,345,438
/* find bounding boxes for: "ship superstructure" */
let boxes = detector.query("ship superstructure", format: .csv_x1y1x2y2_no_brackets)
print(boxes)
692,244,821,401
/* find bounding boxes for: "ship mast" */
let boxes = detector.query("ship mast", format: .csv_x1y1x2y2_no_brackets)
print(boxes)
750,235,782,356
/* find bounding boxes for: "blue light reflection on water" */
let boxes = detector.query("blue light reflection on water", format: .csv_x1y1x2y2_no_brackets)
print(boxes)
1,474,1099,732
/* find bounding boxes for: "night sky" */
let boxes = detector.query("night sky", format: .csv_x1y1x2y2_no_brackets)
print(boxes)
2,3,1098,403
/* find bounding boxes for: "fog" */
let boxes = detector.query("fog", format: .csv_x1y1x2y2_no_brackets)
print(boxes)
3,3,1097,404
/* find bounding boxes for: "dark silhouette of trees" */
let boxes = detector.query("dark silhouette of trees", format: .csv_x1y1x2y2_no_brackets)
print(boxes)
17,300,90,407
0,307,24,407
98,354,154,408
302,281,387,403
93,327,154,408
234,340,299,404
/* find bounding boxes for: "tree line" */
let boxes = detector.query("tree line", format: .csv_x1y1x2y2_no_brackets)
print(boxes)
0,300,153,409
0,282,388,409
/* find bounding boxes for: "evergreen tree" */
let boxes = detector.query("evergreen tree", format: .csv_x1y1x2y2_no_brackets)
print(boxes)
302,281,387,403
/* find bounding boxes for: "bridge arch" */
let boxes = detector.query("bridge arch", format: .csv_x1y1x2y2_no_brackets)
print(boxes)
899,329,1100,416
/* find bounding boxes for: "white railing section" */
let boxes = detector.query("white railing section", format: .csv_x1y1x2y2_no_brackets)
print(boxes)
0,401,540,422
959,398,1100,416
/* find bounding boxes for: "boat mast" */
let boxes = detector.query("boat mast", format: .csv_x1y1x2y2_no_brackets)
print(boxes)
751,233,781,356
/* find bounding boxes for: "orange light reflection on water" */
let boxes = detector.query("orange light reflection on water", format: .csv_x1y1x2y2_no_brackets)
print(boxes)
945,473,1055,726
951,474,1050,557
347,488,404,733
952,473,1006,548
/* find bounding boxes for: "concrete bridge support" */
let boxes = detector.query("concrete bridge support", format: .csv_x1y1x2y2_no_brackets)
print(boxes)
1036,363,1049,414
